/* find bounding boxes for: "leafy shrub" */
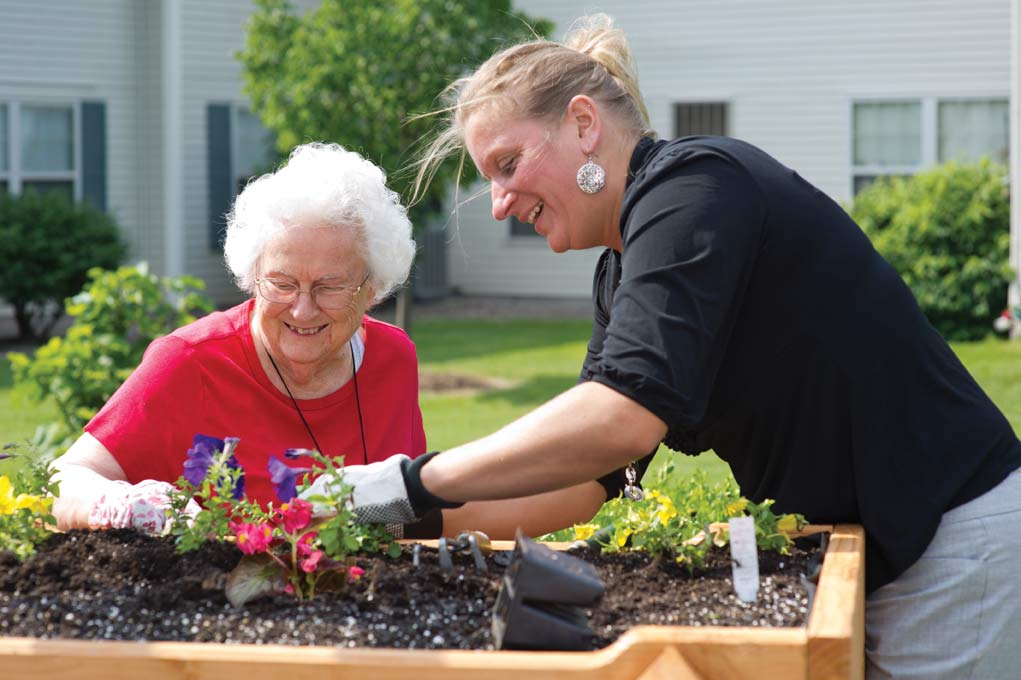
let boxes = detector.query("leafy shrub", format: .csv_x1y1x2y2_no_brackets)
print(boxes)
8,264,213,454
849,160,1012,341
0,191,126,340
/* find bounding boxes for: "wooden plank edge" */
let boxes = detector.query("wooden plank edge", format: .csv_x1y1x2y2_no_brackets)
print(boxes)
0,626,808,680
806,524,865,680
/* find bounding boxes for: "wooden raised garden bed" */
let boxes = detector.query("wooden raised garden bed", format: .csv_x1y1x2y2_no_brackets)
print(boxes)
0,524,863,680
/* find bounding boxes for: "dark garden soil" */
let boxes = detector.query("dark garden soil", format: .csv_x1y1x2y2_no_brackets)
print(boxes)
0,529,816,650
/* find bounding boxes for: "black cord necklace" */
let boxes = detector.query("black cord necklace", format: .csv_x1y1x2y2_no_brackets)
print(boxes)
265,338,368,465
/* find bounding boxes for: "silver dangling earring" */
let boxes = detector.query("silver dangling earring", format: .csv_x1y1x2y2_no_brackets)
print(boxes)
576,155,606,194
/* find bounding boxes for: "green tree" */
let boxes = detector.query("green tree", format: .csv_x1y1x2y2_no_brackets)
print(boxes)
0,191,126,341
850,159,1012,341
238,0,551,329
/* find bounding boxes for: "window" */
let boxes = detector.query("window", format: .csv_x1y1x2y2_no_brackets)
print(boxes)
851,101,920,194
851,98,1008,194
938,100,1009,165
675,102,729,137
0,101,80,199
233,108,276,194
207,103,277,249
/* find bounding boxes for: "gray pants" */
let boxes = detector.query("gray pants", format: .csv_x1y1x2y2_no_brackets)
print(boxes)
865,466,1021,679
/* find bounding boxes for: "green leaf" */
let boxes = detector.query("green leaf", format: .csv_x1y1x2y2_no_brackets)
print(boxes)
225,554,289,607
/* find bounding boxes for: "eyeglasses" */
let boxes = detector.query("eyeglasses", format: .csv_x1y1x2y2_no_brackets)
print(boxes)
255,273,370,309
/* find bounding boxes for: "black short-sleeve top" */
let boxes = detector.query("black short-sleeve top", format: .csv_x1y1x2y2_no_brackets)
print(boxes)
580,135,1021,592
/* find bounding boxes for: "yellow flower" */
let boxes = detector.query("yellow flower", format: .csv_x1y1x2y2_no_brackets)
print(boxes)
725,498,749,517
776,514,802,534
0,476,16,515
655,496,677,526
1,476,52,515
615,528,633,548
572,523,598,541
15,494,52,515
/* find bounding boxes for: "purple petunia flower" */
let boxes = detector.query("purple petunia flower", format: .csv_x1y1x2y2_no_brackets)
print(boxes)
183,434,223,485
183,434,246,499
268,455,313,502
226,456,246,500
283,448,316,460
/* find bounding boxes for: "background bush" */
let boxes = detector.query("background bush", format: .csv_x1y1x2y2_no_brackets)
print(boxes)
849,159,1012,341
0,191,126,340
8,264,213,456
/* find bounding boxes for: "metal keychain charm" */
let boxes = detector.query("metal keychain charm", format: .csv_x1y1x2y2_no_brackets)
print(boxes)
623,463,644,501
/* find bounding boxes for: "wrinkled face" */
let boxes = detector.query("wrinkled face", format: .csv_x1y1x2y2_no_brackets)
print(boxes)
465,110,603,253
251,224,371,372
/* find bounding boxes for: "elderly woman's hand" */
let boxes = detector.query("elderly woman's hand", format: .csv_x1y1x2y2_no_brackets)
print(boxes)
88,479,201,534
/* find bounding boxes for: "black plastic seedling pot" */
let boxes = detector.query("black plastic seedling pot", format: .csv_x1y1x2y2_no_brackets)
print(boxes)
491,529,606,650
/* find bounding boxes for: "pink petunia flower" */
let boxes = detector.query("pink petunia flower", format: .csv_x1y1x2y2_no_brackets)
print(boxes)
277,498,313,534
296,531,317,558
348,565,365,583
299,550,324,573
233,521,273,555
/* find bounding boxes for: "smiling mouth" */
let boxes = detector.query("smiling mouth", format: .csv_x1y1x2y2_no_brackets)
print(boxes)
526,201,544,224
285,322,327,336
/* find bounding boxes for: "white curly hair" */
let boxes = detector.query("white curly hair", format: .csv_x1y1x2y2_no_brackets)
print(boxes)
224,142,416,303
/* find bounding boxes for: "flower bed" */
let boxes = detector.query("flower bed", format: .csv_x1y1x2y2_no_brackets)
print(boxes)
0,524,863,680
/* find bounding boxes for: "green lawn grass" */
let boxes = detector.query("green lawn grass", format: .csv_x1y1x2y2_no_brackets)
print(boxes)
950,337,1021,435
0,358,57,477
0,359,57,446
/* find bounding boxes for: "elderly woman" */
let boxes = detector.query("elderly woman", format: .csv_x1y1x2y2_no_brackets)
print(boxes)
51,142,423,530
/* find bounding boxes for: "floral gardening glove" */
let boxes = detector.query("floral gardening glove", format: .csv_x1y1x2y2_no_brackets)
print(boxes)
88,479,200,534
299,452,461,524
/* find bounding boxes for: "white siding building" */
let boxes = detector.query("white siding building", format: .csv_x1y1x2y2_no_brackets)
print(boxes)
0,1,1015,306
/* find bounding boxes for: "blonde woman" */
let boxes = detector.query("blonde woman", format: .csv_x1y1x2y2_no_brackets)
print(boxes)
312,15,1021,679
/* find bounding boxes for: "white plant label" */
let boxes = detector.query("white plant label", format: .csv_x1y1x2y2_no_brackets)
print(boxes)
729,516,759,603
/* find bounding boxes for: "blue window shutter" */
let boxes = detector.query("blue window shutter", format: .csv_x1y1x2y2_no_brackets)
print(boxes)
81,101,106,212
207,103,232,250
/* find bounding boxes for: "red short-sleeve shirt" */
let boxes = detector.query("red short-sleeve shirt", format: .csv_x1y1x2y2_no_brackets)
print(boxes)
86,300,426,505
